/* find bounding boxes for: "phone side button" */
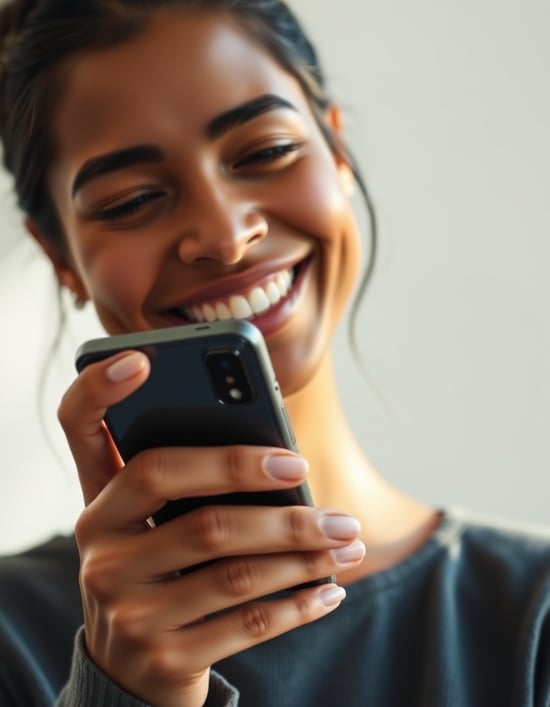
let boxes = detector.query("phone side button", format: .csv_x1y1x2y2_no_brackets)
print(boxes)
280,405,296,445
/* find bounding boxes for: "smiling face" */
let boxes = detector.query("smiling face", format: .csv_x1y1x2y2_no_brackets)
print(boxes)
44,8,361,394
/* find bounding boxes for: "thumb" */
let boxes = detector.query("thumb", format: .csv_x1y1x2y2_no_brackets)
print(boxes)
58,351,150,505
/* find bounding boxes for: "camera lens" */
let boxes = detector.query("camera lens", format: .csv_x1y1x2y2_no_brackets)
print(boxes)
219,356,233,372
205,349,253,404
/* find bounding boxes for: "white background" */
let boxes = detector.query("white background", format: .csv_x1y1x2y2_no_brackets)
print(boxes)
0,0,549,554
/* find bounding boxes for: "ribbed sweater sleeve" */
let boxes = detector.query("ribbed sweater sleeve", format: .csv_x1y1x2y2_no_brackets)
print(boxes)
56,627,239,707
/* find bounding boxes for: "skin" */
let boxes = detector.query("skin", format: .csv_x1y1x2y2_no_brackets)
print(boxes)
28,8,439,707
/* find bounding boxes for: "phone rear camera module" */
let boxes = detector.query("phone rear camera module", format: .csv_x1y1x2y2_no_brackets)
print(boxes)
205,349,253,404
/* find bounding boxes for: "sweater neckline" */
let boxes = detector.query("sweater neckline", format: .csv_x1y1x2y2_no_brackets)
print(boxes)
342,508,465,597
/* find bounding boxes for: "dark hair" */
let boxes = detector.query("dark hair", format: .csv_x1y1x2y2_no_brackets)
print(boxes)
0,0,377,354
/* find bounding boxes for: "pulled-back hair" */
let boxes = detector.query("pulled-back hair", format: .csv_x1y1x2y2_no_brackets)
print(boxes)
0,0,376,348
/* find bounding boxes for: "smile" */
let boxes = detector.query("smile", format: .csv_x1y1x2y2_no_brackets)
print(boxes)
174,267,296,324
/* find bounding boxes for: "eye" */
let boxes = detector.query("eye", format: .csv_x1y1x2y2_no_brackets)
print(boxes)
232,142,301,170
97,190,165,221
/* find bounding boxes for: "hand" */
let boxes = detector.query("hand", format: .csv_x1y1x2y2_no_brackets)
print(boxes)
59,351,365,707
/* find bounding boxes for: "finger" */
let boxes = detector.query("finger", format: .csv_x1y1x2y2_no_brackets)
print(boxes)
94,584,346,706
83,543,357,658
140,540,366,629
85,445,310,528
133,505,362,576
59,351,150,505
155,583,348,677
75,503,361,601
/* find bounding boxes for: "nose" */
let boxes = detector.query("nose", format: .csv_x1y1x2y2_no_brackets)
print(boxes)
176,184,268,265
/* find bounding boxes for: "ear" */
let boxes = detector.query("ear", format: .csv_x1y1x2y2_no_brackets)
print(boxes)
24,217,89,305
324,104,355,197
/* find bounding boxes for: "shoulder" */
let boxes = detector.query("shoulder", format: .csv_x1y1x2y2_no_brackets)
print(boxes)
0,534,80,595
0,536,82,704
430,509,550,659
389,509,550,705
444,507,550,582
0,533,81,629
363,508,550,627
0,534,81,632
438,510,550,704
364,508,550,597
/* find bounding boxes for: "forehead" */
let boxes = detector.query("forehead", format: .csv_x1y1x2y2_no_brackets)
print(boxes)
50,8,309,168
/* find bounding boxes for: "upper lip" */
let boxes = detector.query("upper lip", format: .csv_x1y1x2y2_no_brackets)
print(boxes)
160,252,311,312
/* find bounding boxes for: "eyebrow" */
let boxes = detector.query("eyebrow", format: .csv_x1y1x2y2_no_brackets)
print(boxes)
72,94,297,196
72,145,163,196
206,94,297,140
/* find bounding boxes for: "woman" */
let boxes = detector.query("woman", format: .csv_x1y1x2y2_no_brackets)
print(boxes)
0,2,549,706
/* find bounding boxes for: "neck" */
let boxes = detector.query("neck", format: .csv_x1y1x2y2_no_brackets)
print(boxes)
284,353,440,582
284,353,370,510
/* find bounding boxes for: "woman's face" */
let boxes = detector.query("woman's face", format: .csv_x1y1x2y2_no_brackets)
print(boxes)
45,8,361,393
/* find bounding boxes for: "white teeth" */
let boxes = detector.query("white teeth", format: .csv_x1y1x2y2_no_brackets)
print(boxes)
192,306,205,322
229,295,253,319
203,304,217,322
276,271,289,293
266,281,281,305
216,303,232,320
182,268,295,323
249,287,271,315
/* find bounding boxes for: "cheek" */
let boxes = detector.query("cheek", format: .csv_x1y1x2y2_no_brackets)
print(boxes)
275,161,348,234
278,158,362,277
266,155,361,266
76,237,156,309
296,160,362,317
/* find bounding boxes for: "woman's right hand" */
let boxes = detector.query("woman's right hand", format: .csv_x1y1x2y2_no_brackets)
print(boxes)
58,351,365,707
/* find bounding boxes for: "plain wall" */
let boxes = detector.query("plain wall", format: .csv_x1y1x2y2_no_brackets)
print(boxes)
0,0,549,554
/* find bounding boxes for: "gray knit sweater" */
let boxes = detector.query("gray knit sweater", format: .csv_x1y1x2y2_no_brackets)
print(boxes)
2,509,550,706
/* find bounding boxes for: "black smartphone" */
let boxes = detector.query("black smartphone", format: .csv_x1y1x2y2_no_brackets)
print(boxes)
75,319,316,527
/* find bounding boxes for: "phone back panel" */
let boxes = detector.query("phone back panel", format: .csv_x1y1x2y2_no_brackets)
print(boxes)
76,321,313,524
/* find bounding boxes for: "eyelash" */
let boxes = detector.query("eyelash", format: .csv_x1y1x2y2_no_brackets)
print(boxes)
95,143,300,222
98,191,165,221
233,142,301,169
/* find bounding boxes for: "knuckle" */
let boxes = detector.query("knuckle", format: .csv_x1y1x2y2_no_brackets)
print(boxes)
57,387,82,431
286,507,309,544
301,549,323,576
130,451,166,500
218,558,257,597
146,646,184,683
76,528,123,603
293,592,314,620
74,507,94,546
109,602,148,644
192,506,231,553
79,549,117,601
240,603,271,638
224,446,245,487
57,374,95,430
56,395,71,430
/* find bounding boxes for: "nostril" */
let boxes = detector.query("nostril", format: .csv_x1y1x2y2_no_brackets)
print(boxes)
176,210,267,265
247,231,264,247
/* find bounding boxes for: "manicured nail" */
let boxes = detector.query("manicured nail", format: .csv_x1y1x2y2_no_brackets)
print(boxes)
331,540,366,565
319,513,361,540
320,585,347,607
106,352,148,383
262,454,309,481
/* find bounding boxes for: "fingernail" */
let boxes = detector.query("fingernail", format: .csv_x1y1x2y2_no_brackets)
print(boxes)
320,585,347,607
319,513,361,540
331,540,366,565
106,352,148,383
262,454,309,481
